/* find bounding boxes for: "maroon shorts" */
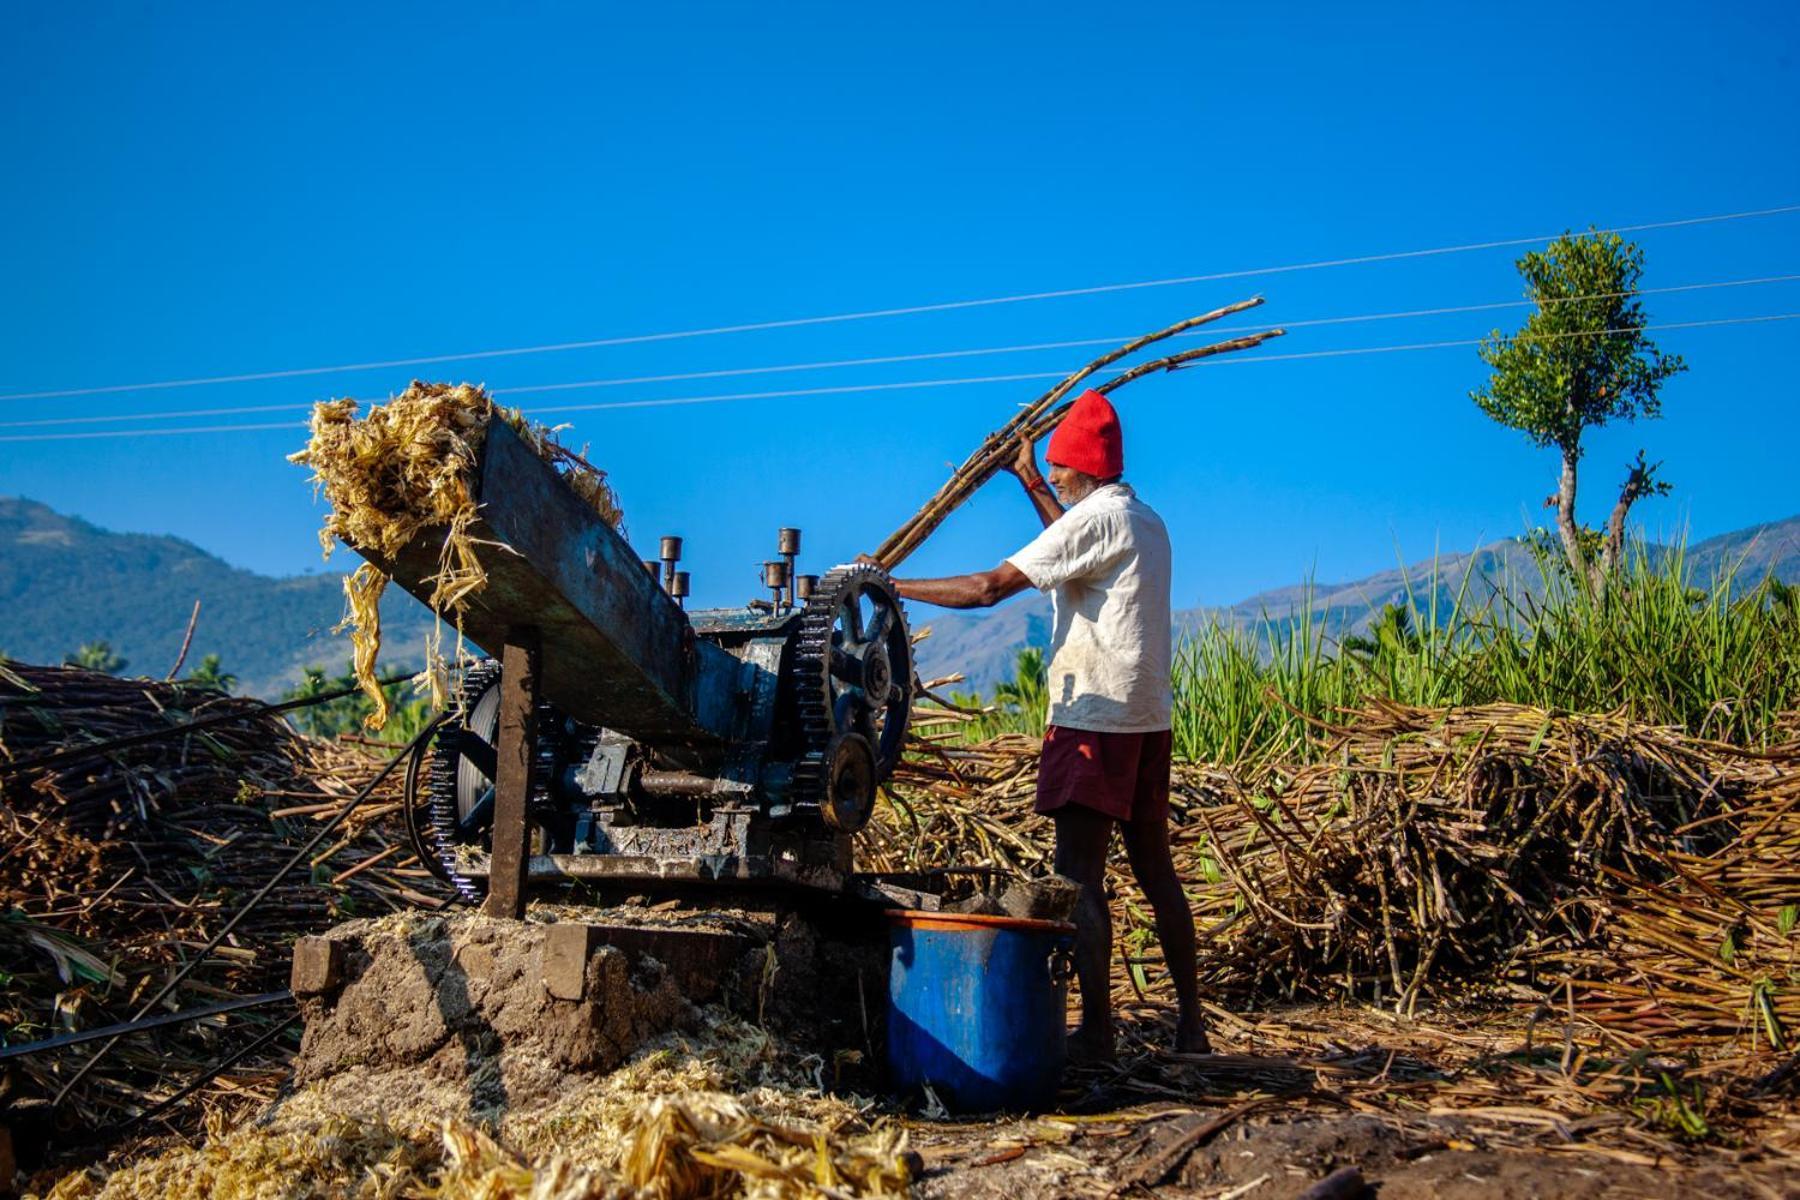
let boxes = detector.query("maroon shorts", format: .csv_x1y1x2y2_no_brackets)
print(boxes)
1034,725,1173,823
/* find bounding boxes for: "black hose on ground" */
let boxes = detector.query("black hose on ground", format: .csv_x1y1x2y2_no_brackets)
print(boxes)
49,719,442,1110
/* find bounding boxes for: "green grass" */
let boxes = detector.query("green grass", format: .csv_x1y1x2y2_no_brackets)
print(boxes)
938,540,1800,765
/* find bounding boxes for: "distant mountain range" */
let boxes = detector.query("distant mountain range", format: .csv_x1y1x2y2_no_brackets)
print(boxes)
0,497,437,698
3,495,1796,699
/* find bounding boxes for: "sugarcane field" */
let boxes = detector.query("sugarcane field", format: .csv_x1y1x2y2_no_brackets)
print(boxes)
6,8,1800,1200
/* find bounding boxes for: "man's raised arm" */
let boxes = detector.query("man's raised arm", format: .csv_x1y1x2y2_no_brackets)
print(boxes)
863,559,1032,609
1004,435,1064,529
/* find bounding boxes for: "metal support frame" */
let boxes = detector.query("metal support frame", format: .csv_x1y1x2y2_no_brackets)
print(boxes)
484,627,541,919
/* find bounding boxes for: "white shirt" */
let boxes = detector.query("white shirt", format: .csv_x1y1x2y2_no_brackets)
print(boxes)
1005,483,1173,733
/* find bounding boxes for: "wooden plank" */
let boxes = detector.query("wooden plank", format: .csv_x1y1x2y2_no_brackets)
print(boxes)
483,628,541,920
357,419,731,743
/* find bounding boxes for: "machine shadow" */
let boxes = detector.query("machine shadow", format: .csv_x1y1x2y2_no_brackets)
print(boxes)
409,935,509,1124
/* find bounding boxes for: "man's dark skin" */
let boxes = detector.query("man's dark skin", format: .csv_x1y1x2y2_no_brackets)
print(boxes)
868,438,1210,1059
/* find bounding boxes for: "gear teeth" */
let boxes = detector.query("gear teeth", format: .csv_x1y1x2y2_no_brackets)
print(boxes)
425,660,501,901
423,659,572,903
785,563,913,813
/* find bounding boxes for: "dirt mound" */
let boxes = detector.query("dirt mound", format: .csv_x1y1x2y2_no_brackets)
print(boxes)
292,912,696,1102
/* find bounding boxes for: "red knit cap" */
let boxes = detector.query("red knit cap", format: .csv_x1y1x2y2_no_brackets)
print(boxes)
1045,389,1123,478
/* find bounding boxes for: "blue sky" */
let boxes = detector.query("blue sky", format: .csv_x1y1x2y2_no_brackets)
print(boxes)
3,3,1797,611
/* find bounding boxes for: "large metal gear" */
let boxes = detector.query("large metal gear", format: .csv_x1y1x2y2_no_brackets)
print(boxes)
417,660,564,901
788,563,912,830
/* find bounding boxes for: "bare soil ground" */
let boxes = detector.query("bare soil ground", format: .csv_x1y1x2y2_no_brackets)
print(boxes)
21,911,1799,1198
901,998,1800,1200
911,1104,1796,1199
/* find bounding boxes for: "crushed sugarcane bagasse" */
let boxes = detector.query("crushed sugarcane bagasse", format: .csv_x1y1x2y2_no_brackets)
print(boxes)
287,380,624,727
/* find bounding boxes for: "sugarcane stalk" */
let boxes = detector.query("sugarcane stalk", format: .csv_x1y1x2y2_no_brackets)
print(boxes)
874,311,1283,569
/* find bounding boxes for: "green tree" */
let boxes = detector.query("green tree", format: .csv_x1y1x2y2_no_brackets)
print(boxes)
66,641,127,674
283,663,432,742
992,647,1049,734
1342,602,1417,663
1471,230,1687,590
185,653,238,693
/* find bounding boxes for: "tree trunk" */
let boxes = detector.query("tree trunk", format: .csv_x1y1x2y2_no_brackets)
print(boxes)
1553,445,1594,588
1600,451,1661,582
1602,488,1630,578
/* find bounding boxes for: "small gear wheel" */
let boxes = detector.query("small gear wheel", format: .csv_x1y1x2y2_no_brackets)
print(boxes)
819,731,877,832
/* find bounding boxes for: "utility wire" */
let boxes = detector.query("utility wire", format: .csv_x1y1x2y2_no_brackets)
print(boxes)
4,274,1795,433
3,312,1795,446
4,202,1797,403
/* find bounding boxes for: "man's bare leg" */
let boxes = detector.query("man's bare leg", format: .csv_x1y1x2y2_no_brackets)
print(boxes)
1122,802,1212,1053
1052,805,1116,1063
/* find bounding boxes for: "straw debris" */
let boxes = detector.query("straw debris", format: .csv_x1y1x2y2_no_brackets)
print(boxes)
37,1012,913,1200
288,381,624,726
0,660,436,1130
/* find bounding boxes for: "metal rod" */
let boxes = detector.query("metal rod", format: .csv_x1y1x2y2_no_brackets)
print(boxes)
101,1014,301,1143
637,769,720,797
762,560,788,609
0,991,293,1062
778,528,801,609
51,720,437,1108
659,535,682,594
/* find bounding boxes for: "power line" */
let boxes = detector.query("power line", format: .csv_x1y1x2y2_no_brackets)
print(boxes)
3,312,1793,445
5,273,1794,431
4,203,1797,404
492,272,1800,397
1195,311,1800,365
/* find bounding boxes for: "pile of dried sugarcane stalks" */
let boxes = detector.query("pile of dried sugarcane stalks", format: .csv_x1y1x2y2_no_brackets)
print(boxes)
0,660,437,1134
872,701,1800,1054
874,299,1284,569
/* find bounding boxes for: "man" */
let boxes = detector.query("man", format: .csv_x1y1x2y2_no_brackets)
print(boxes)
877,389,1209,1059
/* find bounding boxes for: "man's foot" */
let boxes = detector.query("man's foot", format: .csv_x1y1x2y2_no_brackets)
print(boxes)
1174,1018,1213,1055
1066,1025,1116,1066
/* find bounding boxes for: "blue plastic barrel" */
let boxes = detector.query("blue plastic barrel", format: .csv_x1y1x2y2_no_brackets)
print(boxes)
886,909,1075,1113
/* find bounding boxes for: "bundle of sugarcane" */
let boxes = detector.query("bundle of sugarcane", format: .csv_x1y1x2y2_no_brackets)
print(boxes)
288,380,625,727
873,300,1284,569
875,699,1800,1051
1525,784,1800,1051
1178,703,1789,1017
0,661,434,1130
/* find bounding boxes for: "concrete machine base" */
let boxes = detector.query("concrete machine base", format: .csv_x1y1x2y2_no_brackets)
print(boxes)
289,903,891,1099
